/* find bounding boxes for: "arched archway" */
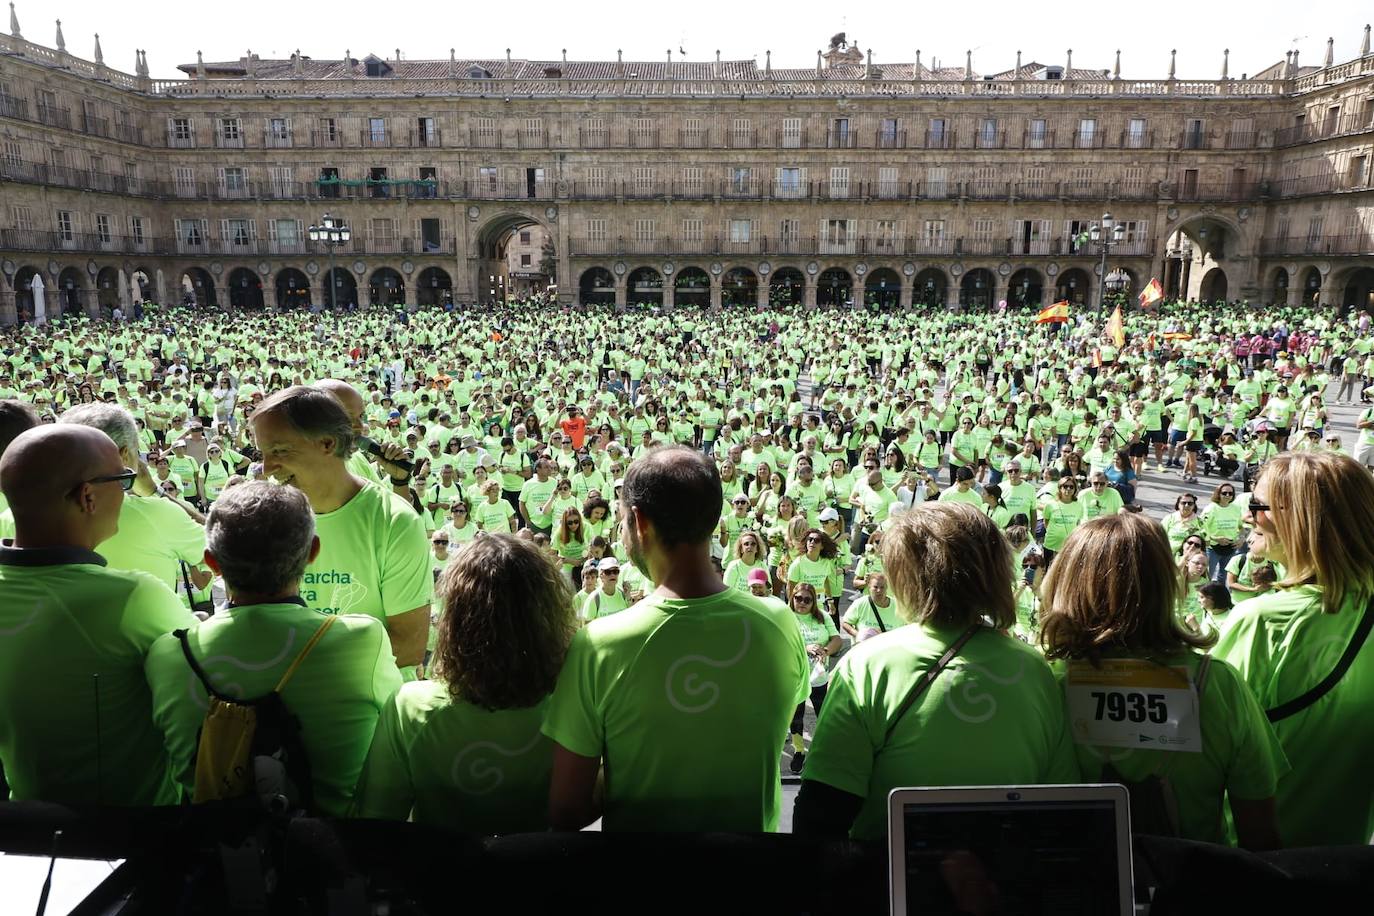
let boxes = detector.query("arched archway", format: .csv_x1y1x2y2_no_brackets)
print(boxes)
579,267,615,305
474,211,556,305
180,267,217,308
913,268,947,307
130,269,152,304
1300,267,1322,307
1268,267,1290,306
1007,268,1044,309
1340,267,1374,312
627,267,663,306
769,267,804,307
674,267,710,309
369,267,404,306
12,265,41,321
96,266,121,311
959,268,995,310
722,267,757,307
228,267,265,310
57,267,87,315
1055,268,1091,307
1199,267,1227,303
816,267,851,306
415,267,453,306
864,268,901,309
322,267,357,309
275,268,312,309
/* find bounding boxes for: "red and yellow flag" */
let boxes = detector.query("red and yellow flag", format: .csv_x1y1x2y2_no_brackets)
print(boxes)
1138,278,1163,310
1034,300,1070,324
1105,304,1125,348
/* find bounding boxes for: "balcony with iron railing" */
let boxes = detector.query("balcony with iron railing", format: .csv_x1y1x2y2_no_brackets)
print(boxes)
80,114,111,139
36,103,72,129
1259,233,1374,256
0,95,28,120
566,234,1155,260
1274,111,1374,147
0,228,166,254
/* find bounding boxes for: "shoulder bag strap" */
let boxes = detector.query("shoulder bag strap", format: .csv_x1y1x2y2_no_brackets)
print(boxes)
1267,599,1374,723
175,628,237,703
273,615,338,693
883,624,983,745
873,599,888,634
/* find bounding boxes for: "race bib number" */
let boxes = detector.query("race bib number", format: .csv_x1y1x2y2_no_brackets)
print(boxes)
1066,659,1201,753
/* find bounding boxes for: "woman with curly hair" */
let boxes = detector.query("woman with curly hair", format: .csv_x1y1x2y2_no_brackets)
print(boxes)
352,535,577,830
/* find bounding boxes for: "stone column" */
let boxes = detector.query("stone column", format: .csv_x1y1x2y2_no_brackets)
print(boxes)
614,276,627,309
756,278,769,311
803,279,817,309
994,276,1011,311
662,281,675,312
709,275,722,311
0,280,15,325
946,279,961,312
899,277,913,310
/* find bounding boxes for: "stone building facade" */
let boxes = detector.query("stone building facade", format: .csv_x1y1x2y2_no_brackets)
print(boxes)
1,15,1373,322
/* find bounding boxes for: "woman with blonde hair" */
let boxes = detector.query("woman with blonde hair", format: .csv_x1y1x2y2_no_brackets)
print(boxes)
1039,514,1286,848
353,535,577,830
793,502,1078,839
552,506,587,588
1216,451,1374,847
722,529,766,593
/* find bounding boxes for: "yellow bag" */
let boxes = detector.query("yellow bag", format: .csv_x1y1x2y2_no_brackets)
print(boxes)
174,616,336,810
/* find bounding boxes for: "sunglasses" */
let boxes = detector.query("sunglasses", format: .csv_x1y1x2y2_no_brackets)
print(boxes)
86,467,137,491
793,595,814,604
1248,497,1272,514
1091,481,1107,487
433,540,450,545
1180,500,1197,506
602,570,619,577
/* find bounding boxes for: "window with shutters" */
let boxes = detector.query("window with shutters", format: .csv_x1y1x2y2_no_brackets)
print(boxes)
782,117,802,148
124,161,139,192
681,166,703,194
220,167,248,196
225,218,254,249
2,139,19,168
177,218,205,248
821,218,855,254
174,167,196,197
369,117,387,145
587,166,608,195
1071,166,1094,192
370,217,395,243
169,117,193,146
971,218,995,243
683,118,704,146
923,219,946,250
779,219,800,244
633,166,655,195
479,166,499,193
632,117,654,145
475,117,496,147
268,166,293,197
729,219,752,243
974,166,997,192
879,118,900,147
873,219,899,252
1077,118,1098,148
829,167,850,199
267,117,291,147
95,213,112,244
1119,220,1149,245
1306,215,1324,247
12,205,32,231
731,118,752,146
928,118,947,147
1026,118,1047,149
878,166,899,199
1123,166,1145,192
1013,219,1051,255
776,167,804,198
130,216,144,245
583,116,605,146
587,218,608,241
979,118,999,146
925,167,948,198
1349,155,1368,188
1024,165,1046,193
680,218,703,242
522,118,542,142
218,117,242,148
634,219,656,242
50,149,66,171
731,166,753,194
319,117,338,143
271,218,302,252
1127,118,1148,148
55,210,75,241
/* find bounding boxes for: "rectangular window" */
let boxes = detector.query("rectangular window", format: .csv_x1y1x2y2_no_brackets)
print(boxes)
1027,118,1047,149
218,117,241,145
268,117,291,146
782,117,802,148
730,166,753,193
1,139,19,167
177,218,204,246
729,219,752,243
1123,166,1145,192
1324,106,1340,136
633,117,653,144
225,218,253,248
420,218,443,252
220,167,247,193
873,219,899,252
831,117,850,147
522,118,542,144
174,166,196,197
1071,166,1094,191
971,218,995,243
928,118,947,147
979,118,998,146
776,167,804,198
55,210,75,242
1349,155,1368,187
520,253,532,267
1014,219,1051,255
974,166,997,192
170,117,193,146
369,218,395,245
130,216,144,244
779,218,800,244
587,218,607,241
1127,118,1148,148
879,118,900,147
923,219,945,249
829,167,850,199
634,219,655,242
479,166,499,193
1184,118,1205,149
586,166,608,194
1228,117,1253,148
1077,118,1097,148
124,161,139,191
681,218,703,242
320,117,338,142
822,218,856,254
417,117,438,146
268,166,293,197
95,213,111,244
683,118,704,145
476,117,497,146
925,166,949,198
731,118,752,146
633,166,655,195
275,218,300,248
1307,215,1324,248
1120,220,1149,244
369,117,387,144
878,166,900,198
1181,168,1199,198
681,166,703,194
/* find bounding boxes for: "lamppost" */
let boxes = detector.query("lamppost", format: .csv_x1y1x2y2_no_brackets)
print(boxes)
307,213,351,310
1105,269,1130,311
1090,212,1126,313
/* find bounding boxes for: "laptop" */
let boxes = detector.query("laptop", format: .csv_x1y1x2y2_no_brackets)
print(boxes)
888,785,1134,915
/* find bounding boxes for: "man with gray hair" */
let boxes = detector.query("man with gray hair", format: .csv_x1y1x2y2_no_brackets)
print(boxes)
249,386,431,669
145,481,402,814
57,403,212,594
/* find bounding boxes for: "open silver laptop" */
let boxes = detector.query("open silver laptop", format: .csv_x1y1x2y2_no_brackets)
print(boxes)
888,785,1134,915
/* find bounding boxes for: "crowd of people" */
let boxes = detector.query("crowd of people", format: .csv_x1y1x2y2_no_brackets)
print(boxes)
0,295,1371,853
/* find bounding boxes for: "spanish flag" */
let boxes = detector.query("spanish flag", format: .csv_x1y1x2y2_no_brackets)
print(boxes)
1034,300,1070,324
1138,278,1163,310
1105,304,1125,348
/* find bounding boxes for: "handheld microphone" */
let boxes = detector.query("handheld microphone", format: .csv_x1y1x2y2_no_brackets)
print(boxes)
357,436,414,476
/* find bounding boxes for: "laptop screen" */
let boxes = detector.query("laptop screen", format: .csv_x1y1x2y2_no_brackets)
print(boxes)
896,796,1125,915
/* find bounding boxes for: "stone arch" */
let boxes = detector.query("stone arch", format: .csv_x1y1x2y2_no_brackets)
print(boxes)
864,268,902,309
579,266,615,305
95,266,122,310
674,266,710,308
323,267,357,308
473,210,557,305
1007,268,1044,309
627,266,663,306
415,266,453,306
721,267,757,307
369,266,404,306
275,267,312,309
816,267,851,306
227,267,265,309
913,268,947,306
1055,267,1092,307
769,266,805,307
180,267,218,307
57,266,87,315
1199,267,1228,303
959,267,996,310
1265,265,1290,305
1335,265,1374,312
12,265,42,321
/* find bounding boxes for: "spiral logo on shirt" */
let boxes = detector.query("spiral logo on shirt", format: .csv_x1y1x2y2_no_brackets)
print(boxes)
944,656,1028,724
0,602,41,637
183,628,299,710
664,619,753,714
449,730,544,795
331,580,369,615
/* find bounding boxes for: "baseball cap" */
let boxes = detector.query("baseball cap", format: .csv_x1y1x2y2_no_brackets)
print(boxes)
460,435,477,448
746,568,770,586
818,507,840,522
598,557,620,572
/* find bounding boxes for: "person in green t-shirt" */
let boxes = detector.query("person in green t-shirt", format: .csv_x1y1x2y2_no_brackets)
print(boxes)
1041,477,1085,559
146,482,402,816
250,386,432,670
1039,512,1285,848
840,573,904,640
544,446,808,832
0,425,195,806
785,581,842,774
794,502,1078,840
352,534,576,830
1216,452,1374,847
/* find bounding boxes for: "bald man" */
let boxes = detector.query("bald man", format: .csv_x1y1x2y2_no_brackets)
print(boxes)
313,379,412,500
0,425,193,805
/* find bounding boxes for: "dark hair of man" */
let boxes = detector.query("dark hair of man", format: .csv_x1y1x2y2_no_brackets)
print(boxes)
0,400,41,455
253,385,355,458
620,445,722,549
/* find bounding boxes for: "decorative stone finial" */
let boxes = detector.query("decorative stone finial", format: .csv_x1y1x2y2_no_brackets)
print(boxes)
1362,24,1371,57
1221,48,1229,80
965,48,972,79
1065,48,1072,73
54,17,64,52
1168,48,1176,79
9,2,20,40
93,33,102,64
1324,37,1333,68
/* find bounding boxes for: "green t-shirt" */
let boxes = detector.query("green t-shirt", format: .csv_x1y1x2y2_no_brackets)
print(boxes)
97,493,207,590
583,586,629,620
519,475,559,528
145,601,401,817
542,587,808,832
788,555,836,597
473,497,516,533
305,482,434,620
0,549,194,805
841,595,905,633
1042,499,1085,551
802,624,1080,840
351,680,553,831
1054,653,1288,845
937,485,984,507
1216,585,1374,847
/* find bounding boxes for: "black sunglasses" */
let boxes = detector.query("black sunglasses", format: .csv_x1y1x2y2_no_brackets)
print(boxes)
1247,497,1272,514
86,467,137,491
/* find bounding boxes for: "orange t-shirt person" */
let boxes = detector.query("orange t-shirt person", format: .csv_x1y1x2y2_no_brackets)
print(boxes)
559,409,588,450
